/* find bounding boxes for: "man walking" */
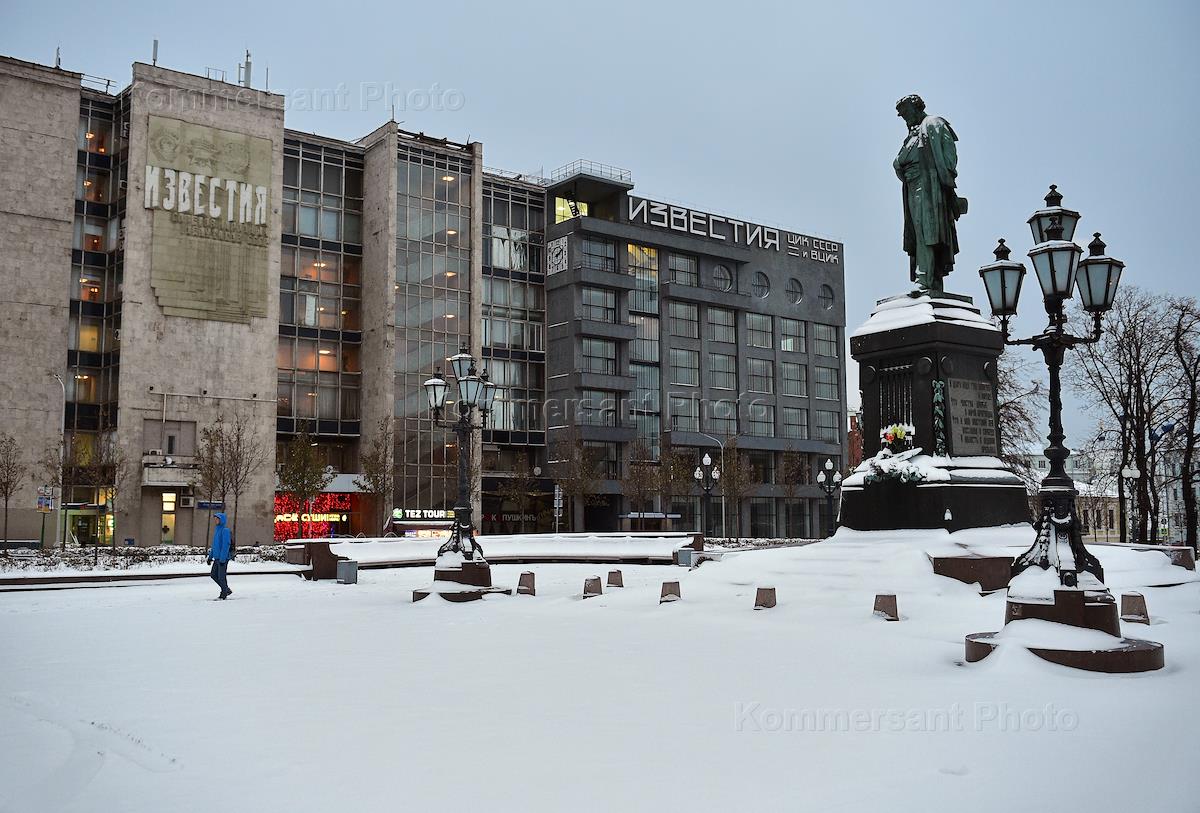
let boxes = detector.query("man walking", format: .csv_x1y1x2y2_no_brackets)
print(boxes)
207,512,234,600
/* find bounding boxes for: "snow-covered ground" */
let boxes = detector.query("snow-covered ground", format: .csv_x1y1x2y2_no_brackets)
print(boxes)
1,527,1197,812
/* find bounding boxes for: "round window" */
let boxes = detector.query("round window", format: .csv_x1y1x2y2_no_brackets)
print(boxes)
786,278,804,304
752,271,771,299
820,284,835,310
713,264,733,292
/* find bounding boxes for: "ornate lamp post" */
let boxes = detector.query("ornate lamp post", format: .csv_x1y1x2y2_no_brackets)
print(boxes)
692,453,720,538
977,186,1125,587
815,458,842,538
415,345,504,601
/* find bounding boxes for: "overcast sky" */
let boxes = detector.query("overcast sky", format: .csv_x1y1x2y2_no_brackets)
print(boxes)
7,0,1197,442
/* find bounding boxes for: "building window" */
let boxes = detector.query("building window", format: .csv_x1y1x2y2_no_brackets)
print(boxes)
752,271,771,298
814,366,840,400
820,284,836,310
750,497,777,538
815,409,840,442
670,254,699,287
748,451,775,484
628,244,659,313
581,236,615,271
555,197,589,223
780,318,806,353
669,396,699,432
786,278,804,304
708,307,736,343
668,301,699,338
631,362,660,411
748,357,774,394
781,362,808,397
630,315,659,363
713,264,734,292
633,412,661,460
814,324,840,357
747,313,773,349
708,399,738,434
710,353,737,390
579,390,619,426
669,348,699,386
585,441,620,479
747,404,775,437
782,407,809,439
581,286,617,323
582,338,617,375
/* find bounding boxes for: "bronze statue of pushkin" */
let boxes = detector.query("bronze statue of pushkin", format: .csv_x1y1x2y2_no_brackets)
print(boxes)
894,94,967,293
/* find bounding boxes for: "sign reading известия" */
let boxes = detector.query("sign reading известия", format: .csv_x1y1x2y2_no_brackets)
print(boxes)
144,166,268,225
626,196,841,264
143,116,271,324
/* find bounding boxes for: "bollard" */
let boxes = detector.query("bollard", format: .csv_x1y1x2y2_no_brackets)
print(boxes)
583,576,603,599
607,569,624,588
754,586,777,610
660,581,681,604
517,571,536,596
1120,591,1149,624
873,593,899,621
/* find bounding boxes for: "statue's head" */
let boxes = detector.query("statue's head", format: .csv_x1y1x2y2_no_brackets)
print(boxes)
896,94,926,128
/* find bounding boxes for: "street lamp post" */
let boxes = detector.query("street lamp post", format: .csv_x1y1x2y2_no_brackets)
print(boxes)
692,453,720,539
978,186,1125,586
696,432,727,539
815,458,842,538
422,344,497,564
51,372,66,551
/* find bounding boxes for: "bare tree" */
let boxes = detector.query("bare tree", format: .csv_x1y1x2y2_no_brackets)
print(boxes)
655,440,696,532
777,446,811,538
1169,297,1199,549
0,432,28,551
715,437,756,543
277,423,335,539
1071,288,1179,544
623,440,658,531
224,412,267,546
354,417,394,536
996,349,1043,494
549,425,603,532
193,417,230,544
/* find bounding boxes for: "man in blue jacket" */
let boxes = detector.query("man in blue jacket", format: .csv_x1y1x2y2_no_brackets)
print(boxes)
207,512,235,600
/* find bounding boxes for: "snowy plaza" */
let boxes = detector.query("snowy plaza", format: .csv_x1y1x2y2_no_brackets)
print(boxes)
2,528,1198,812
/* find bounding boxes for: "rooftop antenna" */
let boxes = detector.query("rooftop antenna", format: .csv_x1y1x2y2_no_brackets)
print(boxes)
54,46,61,69
264,64,269,91
238,49,252,88
152,39,159,66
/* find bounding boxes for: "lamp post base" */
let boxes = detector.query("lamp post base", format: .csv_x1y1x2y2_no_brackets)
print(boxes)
965,586,1164,673
413,556,512,602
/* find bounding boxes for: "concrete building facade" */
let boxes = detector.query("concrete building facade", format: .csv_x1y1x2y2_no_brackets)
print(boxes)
0,53,846,546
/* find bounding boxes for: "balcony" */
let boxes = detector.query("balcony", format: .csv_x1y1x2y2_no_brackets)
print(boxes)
141,453,198,488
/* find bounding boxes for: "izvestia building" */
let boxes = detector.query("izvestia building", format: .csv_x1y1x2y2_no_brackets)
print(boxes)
0,53,846,546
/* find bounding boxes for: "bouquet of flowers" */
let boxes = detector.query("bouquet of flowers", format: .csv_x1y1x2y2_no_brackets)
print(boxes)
880,423,915,454
862,446,927,485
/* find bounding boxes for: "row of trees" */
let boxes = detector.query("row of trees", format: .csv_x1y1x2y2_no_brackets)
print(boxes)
0,430,133,551
541,426,814,541
995,287,1199,548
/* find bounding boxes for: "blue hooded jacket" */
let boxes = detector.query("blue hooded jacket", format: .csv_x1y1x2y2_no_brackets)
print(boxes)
209,513,233,563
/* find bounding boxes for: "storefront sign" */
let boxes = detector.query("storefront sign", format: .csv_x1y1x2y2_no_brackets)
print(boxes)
627,196,840,264
392,508,456,521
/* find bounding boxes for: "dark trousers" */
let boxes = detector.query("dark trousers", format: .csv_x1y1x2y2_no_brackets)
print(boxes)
210,560,230,594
